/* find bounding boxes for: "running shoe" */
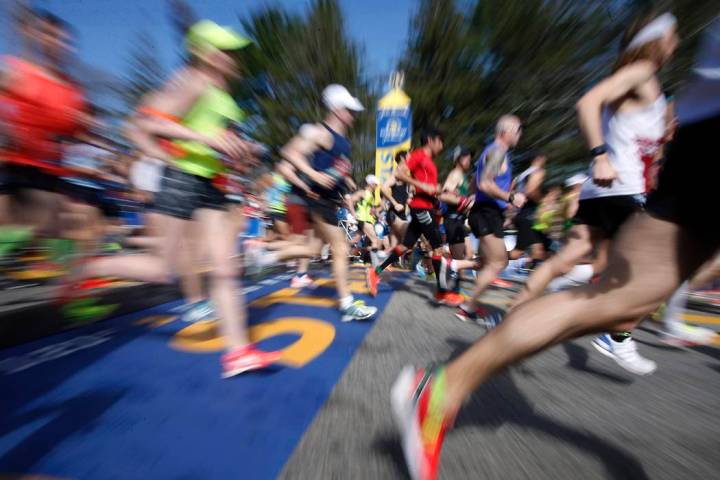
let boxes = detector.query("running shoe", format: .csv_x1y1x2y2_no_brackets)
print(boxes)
341,300,377,322
366,267,380,297
455,304,502,327
591,334,657,375
391,366,451,480
490,278,513,289
290,274,315,289
434,291,464,307
221,345,282,378
415,263,427,280
661,322,717,346
180,300,216,323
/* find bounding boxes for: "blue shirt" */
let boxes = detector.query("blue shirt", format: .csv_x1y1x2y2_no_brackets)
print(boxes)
474,142,512,209
294,123,352,204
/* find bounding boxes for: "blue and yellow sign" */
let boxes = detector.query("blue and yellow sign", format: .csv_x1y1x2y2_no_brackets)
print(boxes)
375,75,411,202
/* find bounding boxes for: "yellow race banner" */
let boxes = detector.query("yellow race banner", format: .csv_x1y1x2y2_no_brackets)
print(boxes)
375,73,411,203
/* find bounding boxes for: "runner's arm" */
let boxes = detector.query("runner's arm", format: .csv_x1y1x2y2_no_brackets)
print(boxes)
524,169,545,203
275,160,315,198
380,174,399,204
439,170,463,205
478,148,511,201
576,60,657,150
395,164,438,196
345,193,359,219
281,124,335,189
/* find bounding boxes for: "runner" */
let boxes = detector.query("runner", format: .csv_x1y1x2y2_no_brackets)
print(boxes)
81,20,280,376
1,9,87,244
455,115,527,323
438,146,474,292
507,11,679,374
248,84,378,322
508,153,549,266
380,150,410,261
347,174,382,266
367,129,465,306
390,13,720,480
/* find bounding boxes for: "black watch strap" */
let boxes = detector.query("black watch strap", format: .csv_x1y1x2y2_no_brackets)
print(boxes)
508,192,515,204
590,144,608,157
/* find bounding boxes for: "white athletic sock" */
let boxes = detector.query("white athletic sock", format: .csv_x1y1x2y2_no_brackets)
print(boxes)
258,251,279,267
564,263,594,283
548,264,594,292
370,251,379,267
340,295,354,310
663,281,689,331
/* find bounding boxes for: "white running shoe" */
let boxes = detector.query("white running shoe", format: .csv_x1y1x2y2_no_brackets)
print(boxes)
290,274,315,289
340,300,377,322
592,334,657,376
662,322,717,346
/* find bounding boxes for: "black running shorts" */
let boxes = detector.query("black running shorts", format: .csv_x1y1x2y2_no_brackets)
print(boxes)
444,213,467,245
573,195,643,238
153,167,227,220
469,202,505,238
647,114,719,244
402,208,442,250
514,213,550,251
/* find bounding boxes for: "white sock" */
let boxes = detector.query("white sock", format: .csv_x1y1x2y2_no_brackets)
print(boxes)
564,264,594,284
548,264,594,292
663,281,689,331
258,251,279,267
340,295,354,310
507,258,526,270
370,251,379,267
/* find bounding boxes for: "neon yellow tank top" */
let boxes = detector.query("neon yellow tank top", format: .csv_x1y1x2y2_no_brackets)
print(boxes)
173,86,244,178
356,190,375,223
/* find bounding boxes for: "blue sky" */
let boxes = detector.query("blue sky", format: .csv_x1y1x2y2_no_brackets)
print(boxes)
1,0,415,82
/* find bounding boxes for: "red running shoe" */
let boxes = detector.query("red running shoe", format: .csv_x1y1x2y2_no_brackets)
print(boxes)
366,267,380,297
391,366,452,480
221,345,282,378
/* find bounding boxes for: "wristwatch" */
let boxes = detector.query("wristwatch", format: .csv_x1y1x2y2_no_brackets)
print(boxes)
508,192,516,204
590,144,608,157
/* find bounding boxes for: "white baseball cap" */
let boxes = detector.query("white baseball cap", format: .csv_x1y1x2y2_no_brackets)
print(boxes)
323,84,364,112
365,174,379,186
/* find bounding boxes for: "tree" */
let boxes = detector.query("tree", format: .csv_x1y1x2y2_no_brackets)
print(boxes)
239,0,376,178
398,0,720,181
118,31,165,112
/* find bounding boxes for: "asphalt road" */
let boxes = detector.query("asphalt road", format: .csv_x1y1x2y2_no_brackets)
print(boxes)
280,276,720,480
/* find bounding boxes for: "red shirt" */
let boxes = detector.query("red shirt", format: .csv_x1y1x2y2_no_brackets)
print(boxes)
0,56,86,168
406,148,437,210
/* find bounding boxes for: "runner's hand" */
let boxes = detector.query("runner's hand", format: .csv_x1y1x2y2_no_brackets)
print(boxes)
207,132,249,160
394,203,403,212
310,171,335,189
592,155,619,188
511,192,527,209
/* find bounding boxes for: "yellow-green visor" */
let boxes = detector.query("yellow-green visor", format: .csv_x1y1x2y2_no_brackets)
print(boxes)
186,20,251,52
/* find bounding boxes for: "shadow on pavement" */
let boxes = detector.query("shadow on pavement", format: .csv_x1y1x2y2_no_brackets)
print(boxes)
0,388,127,473
447,339,650,480
562,341,632,385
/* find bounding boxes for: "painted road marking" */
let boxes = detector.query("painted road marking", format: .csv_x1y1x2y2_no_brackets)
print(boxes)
682,312,720,325
171,318,336,367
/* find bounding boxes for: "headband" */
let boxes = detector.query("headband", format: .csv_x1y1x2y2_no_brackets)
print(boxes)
627,13,677,50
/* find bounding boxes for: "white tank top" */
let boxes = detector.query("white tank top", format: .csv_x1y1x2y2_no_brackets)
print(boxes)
580,94,667,200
